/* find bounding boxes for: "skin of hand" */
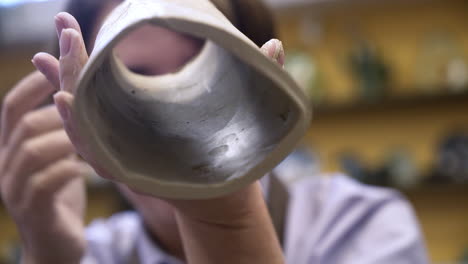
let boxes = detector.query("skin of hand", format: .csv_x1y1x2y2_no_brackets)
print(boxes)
33,12,286,264
0,73,89,263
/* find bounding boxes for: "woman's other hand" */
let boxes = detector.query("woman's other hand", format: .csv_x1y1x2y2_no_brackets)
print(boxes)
0,71,88,263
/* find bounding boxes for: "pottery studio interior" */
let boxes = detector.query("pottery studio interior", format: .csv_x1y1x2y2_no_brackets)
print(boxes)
0,0,468,263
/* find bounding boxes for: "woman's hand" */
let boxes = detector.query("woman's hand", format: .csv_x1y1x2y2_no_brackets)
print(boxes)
35,12,286,264
170,39,286,264
0,71,88,263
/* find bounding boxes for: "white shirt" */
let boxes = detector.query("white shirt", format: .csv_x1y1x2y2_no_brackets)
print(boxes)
81,174,429,264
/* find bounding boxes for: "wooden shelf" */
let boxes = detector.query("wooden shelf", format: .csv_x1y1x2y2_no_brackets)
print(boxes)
314,90,468,117
268,0,437,10
398,182,468,195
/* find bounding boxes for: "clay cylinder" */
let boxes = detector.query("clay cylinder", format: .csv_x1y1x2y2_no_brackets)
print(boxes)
73,0,312,199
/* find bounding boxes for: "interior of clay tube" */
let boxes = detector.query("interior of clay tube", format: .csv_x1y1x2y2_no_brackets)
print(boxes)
82,23,299,185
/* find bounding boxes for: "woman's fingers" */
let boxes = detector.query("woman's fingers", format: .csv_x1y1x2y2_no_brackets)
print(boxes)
23,157,88,208
49,12,90,161
0,72,56,146
34,11,89,153
33,12,87,94
59,28,88,94
0,106,63,178
260,39,285,67
46,13,106,180
2,129,76,203
32,53,60,90
55,12,83,37
58,18,88,95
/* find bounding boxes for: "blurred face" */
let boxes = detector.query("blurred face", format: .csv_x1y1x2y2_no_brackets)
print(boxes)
115,24,204,76
92,0,204,76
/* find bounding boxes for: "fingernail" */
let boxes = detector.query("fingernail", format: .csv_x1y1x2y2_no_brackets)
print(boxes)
272,40,283,61
31,54,42,72
31,59,43,75
277,41,285,67
31,58,37,68
262,39,283,62
261,40,275,56
60,29,72,57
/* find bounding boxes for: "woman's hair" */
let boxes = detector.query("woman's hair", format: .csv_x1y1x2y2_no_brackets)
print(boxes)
60,0,276,55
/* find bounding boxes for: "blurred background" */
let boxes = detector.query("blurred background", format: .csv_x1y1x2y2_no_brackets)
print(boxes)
0,0,468,263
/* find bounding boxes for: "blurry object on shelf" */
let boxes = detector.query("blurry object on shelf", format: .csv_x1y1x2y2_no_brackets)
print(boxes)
447,58,468,93
371,166,392,187
298,17,322,46
339,152,387,186
340,149,420,189
459,247,468,264
339,152,368,183
414,31,467,94
384,148,420,189
349,39,390,102
338,152,387,186
274,146,320,186
263,0,317,9
435,131,468,183
285,51,324,105
339,153,376,185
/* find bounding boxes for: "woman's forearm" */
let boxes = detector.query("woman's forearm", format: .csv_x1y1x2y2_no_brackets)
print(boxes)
173,182,284,264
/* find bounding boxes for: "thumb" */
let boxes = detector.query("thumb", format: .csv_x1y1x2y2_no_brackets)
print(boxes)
54,92,91,165
54,91,75,138
54,92,85,162
54,92,115,181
